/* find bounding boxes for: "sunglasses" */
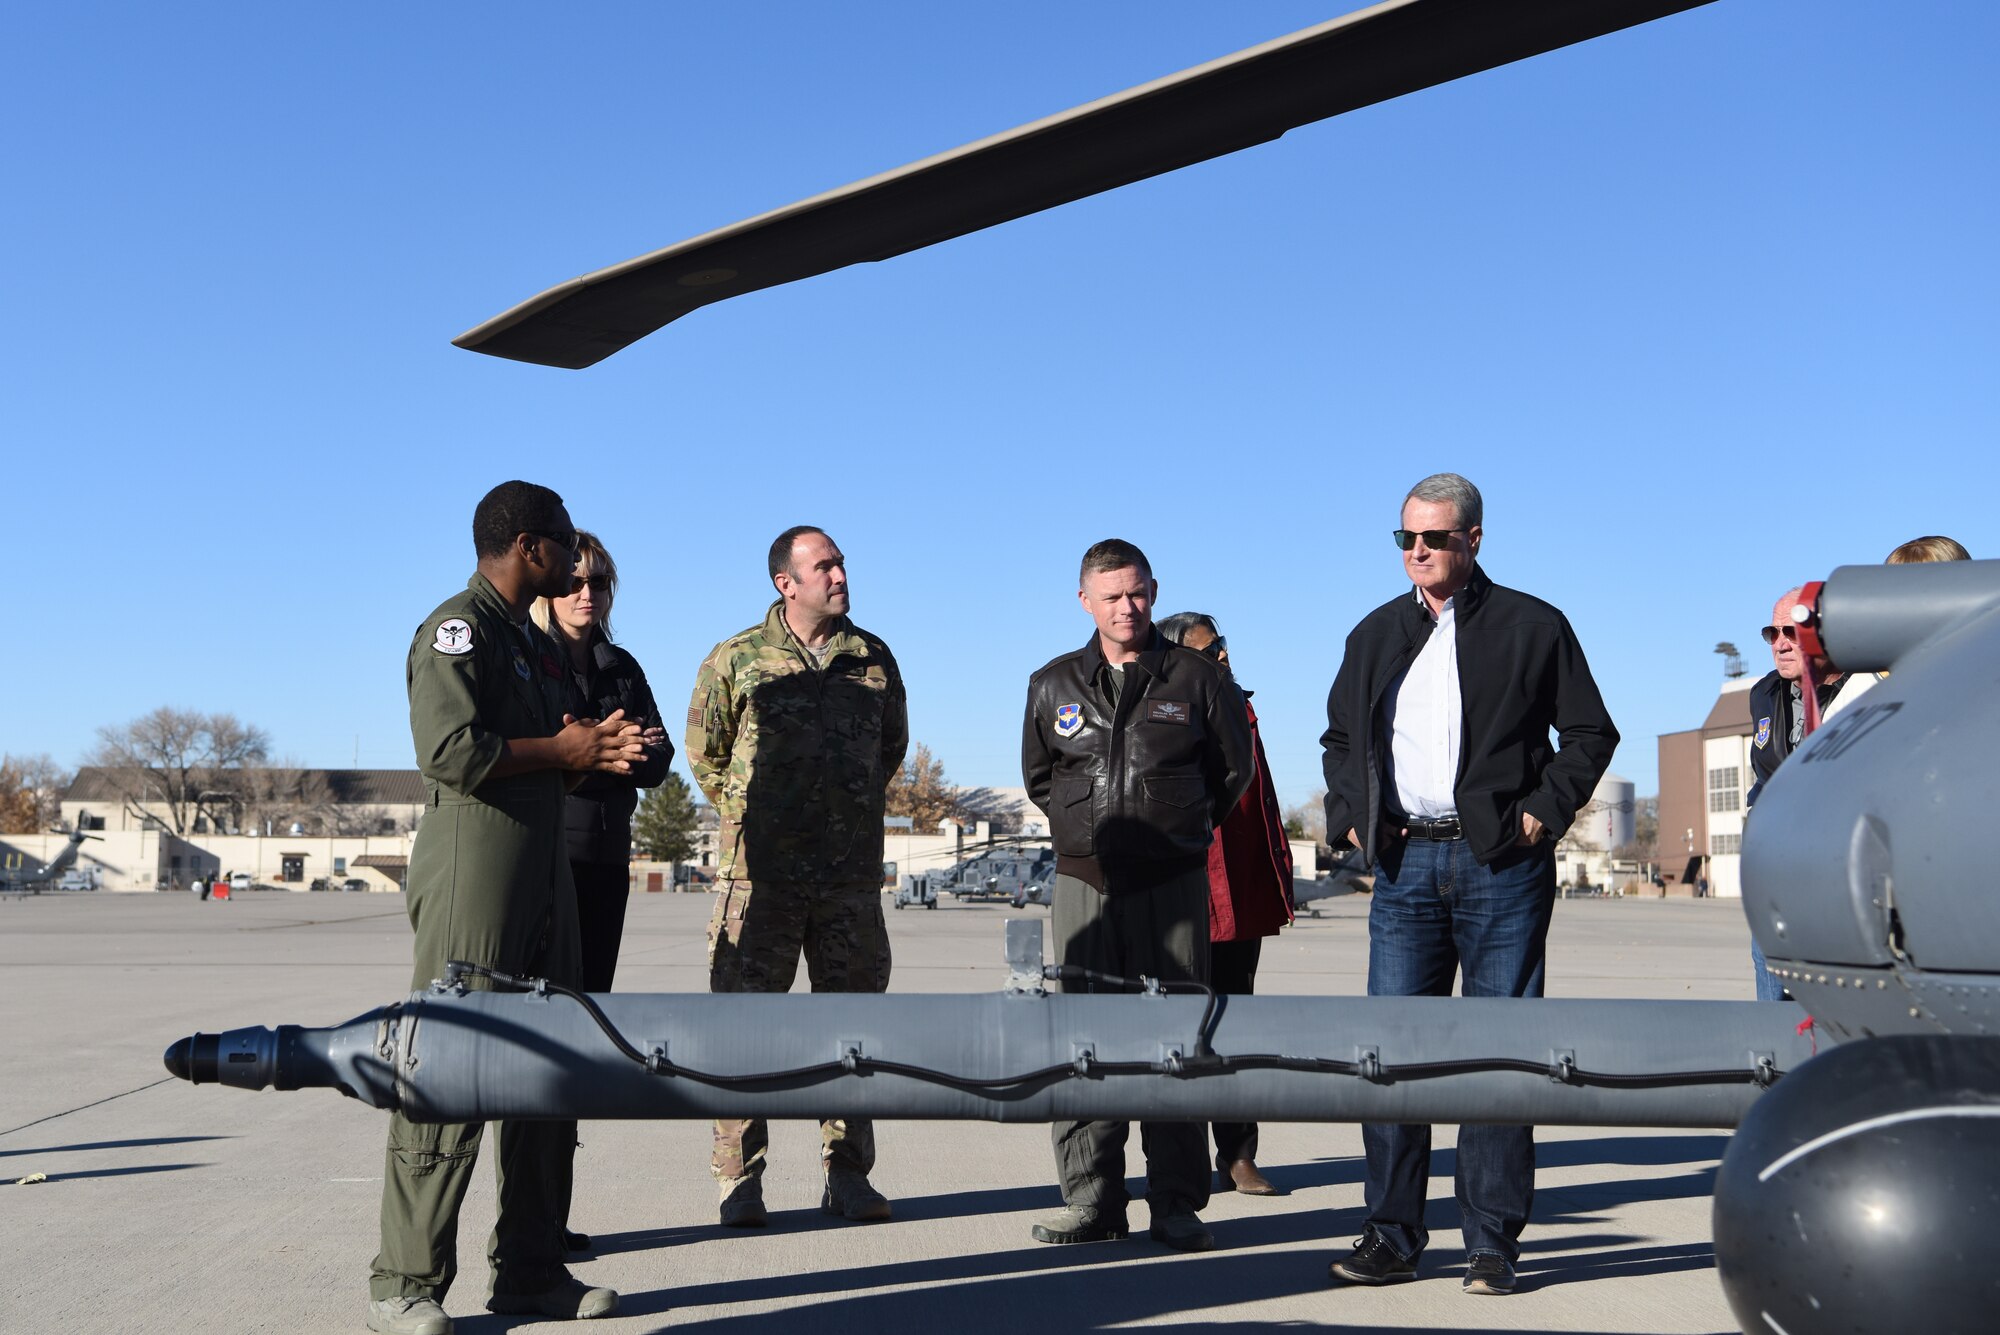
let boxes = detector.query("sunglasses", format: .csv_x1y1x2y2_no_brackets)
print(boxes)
1391,528,1467,551
568,574,611,595
1197,636,1228,661
530,530,578,555
1761,625,1799,645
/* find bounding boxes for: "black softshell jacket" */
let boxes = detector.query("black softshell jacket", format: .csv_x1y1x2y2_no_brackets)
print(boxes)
1320,565,1618,867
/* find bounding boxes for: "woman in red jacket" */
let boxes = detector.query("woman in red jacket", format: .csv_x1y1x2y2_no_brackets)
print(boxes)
1157,613,1296,1196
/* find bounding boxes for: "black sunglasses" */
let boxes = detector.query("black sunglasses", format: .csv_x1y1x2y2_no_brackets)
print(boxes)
1391,528,1467,551
529,530,578,555
569,574,611,595
1197,636,1228,661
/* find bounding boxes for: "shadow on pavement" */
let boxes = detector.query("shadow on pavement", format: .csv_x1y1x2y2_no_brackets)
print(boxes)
0,1135,229,1159
585,1241,1721,1335
9,1162,208,1183
515,1134,1733,1334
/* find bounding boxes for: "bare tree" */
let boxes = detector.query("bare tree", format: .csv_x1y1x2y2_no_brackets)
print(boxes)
955,786,1026,835
85,708,271,834
1282,788,1328,843
0,754,73,833
884,743,962,833
1615,795,1660,863
239,761,333,835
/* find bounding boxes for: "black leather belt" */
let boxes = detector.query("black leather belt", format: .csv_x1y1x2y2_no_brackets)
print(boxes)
1401,816,1464,841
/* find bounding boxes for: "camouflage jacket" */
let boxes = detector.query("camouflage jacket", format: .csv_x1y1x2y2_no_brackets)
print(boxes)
686,601,908,884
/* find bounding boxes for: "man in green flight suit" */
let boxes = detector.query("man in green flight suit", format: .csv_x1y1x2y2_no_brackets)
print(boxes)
685,525,908,1228
367,481,644,1335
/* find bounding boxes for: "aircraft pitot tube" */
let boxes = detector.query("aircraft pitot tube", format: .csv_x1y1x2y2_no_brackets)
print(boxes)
166,920,1808,1129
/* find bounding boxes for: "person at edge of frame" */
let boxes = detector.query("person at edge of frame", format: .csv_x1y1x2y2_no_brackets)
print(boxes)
1319,473,1617,1299
684,525,908,1230
1021,539,1254,1255
367,481,645,1335
1155,610,1295,1200
1744,535,1970,999
529,528,674,1254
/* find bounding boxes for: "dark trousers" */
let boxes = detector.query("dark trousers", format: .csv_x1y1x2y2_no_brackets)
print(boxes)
1209,937,1262,1169
1050,867,1211,1217
1362,836,1555,1265
572,860,632,993
556,859,631,1234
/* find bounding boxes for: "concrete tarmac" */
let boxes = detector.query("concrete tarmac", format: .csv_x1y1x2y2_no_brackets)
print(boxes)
0,888,1769,1334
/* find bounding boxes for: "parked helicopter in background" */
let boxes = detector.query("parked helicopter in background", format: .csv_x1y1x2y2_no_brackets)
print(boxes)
1,822,100,894
898,843,1057,909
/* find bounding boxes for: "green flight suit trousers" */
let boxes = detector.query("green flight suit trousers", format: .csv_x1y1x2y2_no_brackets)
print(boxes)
368,794,581,1302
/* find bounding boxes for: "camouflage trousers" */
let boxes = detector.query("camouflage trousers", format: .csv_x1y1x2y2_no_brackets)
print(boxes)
707,879,891,1181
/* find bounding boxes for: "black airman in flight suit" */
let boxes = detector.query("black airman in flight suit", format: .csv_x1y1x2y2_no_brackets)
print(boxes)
366,481,643,1335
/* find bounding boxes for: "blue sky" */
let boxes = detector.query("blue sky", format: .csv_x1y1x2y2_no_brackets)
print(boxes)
4,1,1995,807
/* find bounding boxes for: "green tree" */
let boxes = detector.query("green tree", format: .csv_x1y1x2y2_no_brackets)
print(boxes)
633,771,698,863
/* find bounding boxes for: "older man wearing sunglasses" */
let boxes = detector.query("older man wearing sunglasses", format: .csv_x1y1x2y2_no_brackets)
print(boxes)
1319,472,1617,1297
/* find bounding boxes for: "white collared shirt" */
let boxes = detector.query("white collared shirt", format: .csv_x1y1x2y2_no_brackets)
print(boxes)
1384,594,1461,819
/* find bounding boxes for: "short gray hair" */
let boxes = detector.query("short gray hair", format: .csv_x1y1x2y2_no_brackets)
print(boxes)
1404,473,1483,530
1156,612,1219,646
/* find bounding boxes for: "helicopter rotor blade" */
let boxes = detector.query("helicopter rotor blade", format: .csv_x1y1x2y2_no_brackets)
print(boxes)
453,0,1715,370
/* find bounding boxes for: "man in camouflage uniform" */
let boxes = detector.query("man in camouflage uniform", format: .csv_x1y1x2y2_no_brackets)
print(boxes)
685,525,908,1228
367,481,643,1335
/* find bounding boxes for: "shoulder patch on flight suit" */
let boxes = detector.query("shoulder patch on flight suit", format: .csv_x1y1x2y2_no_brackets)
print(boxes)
687,705,703,726
1146,699,1191,725
432,618,474,655
1755,717,1771,749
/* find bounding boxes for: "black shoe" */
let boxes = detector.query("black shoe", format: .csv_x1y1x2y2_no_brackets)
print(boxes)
1148,1209,1214,1252
1462,1253,1516,1295
561,1228,591,1254
1329,1232,1418,1285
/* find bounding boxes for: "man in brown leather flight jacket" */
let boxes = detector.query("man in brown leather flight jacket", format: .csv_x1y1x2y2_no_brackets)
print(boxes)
1021,538,1253,1255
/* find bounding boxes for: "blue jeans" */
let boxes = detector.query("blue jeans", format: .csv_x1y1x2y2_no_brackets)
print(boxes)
1749,936,1790,1001
1361,835,1555,1265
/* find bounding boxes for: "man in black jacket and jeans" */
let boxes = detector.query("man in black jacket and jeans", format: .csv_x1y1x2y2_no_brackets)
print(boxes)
1320,474,1617,1297
1022,538,1253,1254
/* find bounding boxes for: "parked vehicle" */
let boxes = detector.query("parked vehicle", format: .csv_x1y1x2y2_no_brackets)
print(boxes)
894,876,937,910
55,868,99,892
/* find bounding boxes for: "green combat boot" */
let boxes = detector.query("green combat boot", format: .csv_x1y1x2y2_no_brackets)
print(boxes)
1030,1204,1130,1244
366,1296,452,1335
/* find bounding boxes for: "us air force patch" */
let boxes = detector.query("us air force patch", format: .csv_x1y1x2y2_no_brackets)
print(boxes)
432,618,474,655
511,649,532,681
1755,717,1771,749
1054,703,1084,738
1146,699,1190,725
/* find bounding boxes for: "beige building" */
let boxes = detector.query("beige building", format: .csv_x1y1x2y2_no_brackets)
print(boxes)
62,767,424,837
36,768,427,891
1657,678,1757,898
